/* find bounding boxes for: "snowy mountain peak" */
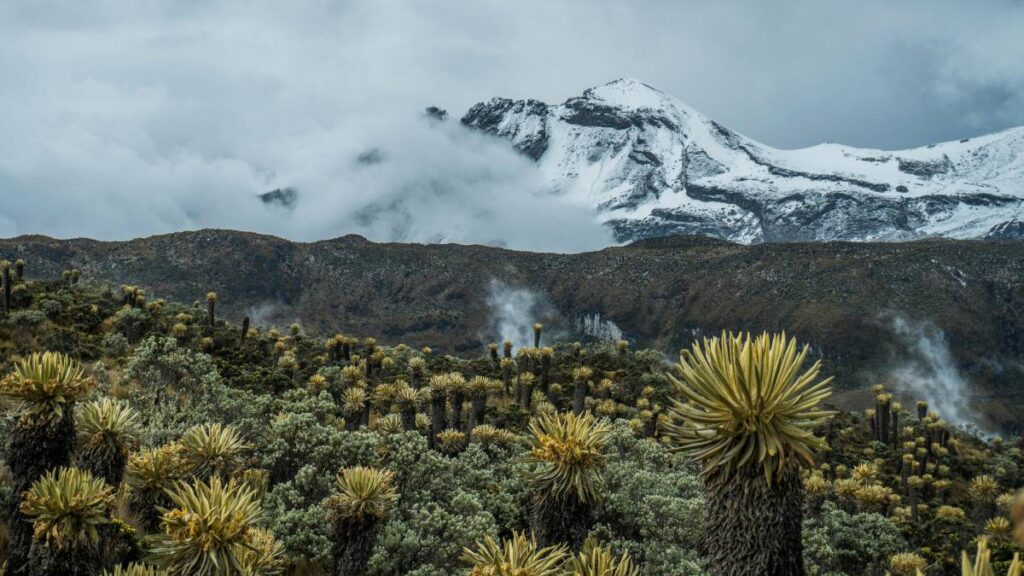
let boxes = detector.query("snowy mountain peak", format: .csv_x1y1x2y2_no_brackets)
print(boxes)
581,78,671,108
462,80,1024,243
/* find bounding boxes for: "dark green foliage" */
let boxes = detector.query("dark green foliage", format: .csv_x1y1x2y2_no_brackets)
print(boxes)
450,389,465,433
0,277,1021,575
573,379,587,416
592,423,704,574
430,392,447,449
803,502,905,576
468,392,486,433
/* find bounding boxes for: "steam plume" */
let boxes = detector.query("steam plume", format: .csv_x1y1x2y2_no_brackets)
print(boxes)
888,315,988,433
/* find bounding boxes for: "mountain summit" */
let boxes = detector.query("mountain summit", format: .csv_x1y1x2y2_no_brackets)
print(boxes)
462,78,1024,243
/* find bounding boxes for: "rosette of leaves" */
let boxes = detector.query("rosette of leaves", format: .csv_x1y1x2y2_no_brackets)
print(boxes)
323,466,399,576
20,467,114,576
147,476,272,575
76,398,141,486
126,442,190,532
662,332,835,576
569,540,640,576
462,531,567,576
524,411,611,549
179,423,248,480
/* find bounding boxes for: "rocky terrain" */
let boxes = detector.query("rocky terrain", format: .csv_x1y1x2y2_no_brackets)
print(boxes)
3,230,1023,427
462,79,1024,243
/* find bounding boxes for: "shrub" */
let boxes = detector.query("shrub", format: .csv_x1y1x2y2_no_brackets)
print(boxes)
802,502,905,576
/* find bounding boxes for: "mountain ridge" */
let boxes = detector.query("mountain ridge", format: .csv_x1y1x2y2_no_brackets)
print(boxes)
462,78,1024,244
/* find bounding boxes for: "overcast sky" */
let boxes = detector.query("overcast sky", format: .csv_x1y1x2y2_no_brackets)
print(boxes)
1,0,1022,246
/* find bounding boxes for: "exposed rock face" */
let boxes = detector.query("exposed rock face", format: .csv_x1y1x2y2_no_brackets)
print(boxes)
462,78,1024,244
258,188,298,209
3,230,1024,426
423,106,449,122
462,98,550,161
986,219,1024,239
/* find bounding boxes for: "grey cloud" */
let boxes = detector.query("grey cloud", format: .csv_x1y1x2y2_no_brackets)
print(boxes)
0,0,1021,248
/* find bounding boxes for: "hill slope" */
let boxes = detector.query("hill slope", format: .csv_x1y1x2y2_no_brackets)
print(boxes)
462,78,1024,243
3,230,1023,426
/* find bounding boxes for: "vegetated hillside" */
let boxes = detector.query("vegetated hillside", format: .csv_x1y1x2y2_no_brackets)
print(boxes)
2,229,1023,427
0,278,1021,575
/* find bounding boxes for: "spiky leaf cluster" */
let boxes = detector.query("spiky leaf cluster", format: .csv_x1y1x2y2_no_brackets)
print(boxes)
102,564,167,576
239,527,286,576
395,383,424,408
430,372,467,393
985,517,1012,539
961,538,1023,576
437,429,468,455
21,467,114,550
472,425,519,447
570,541,640,576
969,475,1000,504
0,351,95,425
126,442,190,492
148,476,266,575
524,412,612,504
888,552,926,576
323,466,398,522
936,505,967,522
662,331,835,484
572,367,594,382
374,413,405,435
468,376,500,395
76,398,142,459
179,423,247,479
341,387,368,417
462,531,567,576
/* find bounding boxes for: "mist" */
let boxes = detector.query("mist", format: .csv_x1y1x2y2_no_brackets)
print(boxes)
482,280,558,349
0,108,612,252
887,315,988,433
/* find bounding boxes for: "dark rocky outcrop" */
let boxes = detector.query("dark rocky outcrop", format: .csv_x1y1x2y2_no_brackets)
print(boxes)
986,219,1024,240
258,188,299,209
461,98,550,161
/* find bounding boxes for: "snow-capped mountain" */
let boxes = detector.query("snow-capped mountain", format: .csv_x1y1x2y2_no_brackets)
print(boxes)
461,78,1024,243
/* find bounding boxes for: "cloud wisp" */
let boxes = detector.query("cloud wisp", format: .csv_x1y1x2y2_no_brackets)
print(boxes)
887,315,990,434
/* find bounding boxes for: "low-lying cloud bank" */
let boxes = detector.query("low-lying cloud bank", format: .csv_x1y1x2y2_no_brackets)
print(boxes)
0,111,611,253
0,2,619,253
